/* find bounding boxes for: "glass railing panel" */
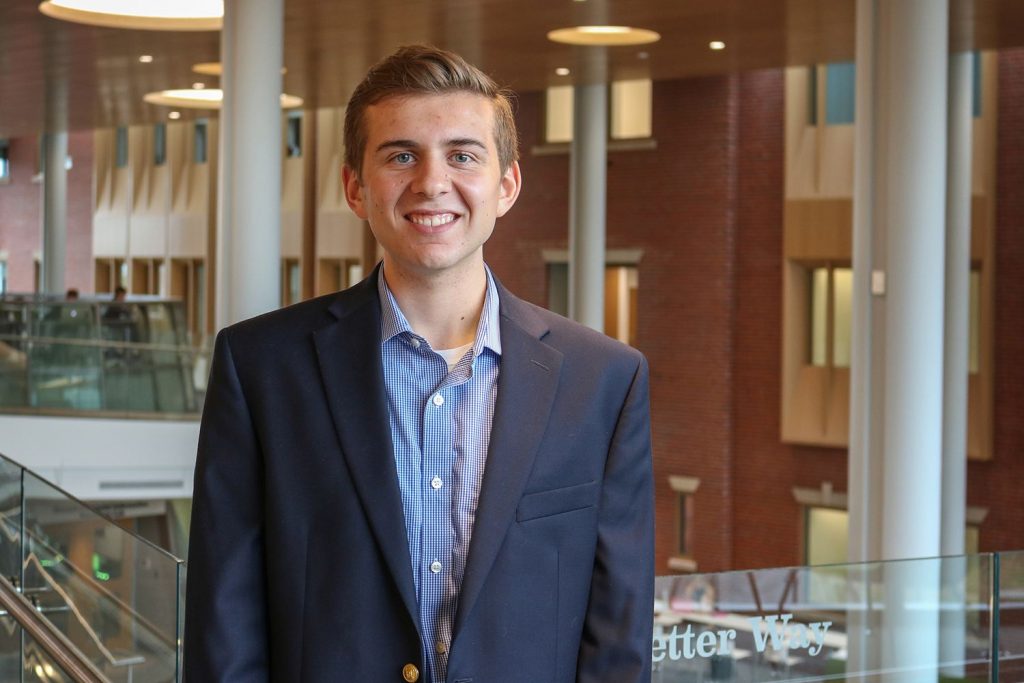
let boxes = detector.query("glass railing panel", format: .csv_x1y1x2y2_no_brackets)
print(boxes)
22,470,183,683
0,458,22,583
21,629,78,683
0,295,200,417
999,549,1024,679
653,554,995,682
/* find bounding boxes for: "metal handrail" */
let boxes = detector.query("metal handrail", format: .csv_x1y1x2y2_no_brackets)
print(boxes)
0,574,110,683
0,332,197,354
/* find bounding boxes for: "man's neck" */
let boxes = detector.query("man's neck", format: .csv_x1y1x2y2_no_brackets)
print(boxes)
382,260,487,350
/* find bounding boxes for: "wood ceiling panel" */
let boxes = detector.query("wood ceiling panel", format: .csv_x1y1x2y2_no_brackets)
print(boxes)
0,0,1021,138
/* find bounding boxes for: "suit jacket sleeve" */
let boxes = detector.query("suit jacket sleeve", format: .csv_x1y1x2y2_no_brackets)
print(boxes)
576,355,655,683
183,329,270,681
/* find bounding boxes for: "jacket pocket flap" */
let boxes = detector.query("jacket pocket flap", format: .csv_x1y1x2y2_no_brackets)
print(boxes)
516,480,599,522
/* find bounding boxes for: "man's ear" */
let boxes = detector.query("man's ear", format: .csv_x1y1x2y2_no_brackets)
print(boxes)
342,165,369,219
496,160,522,218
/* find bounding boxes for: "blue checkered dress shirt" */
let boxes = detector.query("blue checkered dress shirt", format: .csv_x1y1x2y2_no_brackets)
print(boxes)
378,269,501,683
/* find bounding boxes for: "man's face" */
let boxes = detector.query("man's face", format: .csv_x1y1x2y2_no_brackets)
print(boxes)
343,92,521,282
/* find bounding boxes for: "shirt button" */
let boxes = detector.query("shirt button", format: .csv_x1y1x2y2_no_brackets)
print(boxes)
430,560,442,574
432,394,444,407
435,640,447,654
410,337,421,349
431,476,443,490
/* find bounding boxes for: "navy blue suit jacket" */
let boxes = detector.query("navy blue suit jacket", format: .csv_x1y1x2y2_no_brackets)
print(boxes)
184,269,654,682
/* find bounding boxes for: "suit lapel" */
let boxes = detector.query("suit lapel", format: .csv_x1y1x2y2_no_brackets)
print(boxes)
453,289,563,636
311,274,420,632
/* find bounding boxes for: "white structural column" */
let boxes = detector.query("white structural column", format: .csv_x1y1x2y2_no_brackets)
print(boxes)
879,0,948,563
216,0,283,327
940,49,974,676
942,50,972,560
41,132,68,294
849,0,948,678
568,47,608,331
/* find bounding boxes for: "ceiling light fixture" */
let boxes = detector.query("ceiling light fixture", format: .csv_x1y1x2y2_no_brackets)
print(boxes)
168,111,181,120
709,40,726,50
138,55,154,64
192,82,206,90
191,62,289,77
547,26,661,46
38,0,222,30
144,88,303,110
555,67,570,76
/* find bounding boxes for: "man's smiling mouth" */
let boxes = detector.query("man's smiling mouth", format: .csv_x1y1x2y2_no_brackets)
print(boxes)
407,212,458,227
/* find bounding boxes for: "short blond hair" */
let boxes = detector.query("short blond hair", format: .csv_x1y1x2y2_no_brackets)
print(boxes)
344,45,519,177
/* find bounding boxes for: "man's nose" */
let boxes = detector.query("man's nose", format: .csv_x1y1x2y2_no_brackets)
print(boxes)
411,156,450,197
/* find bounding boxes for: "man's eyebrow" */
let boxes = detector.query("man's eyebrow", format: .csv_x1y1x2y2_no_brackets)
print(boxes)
445,137,487,151
375,139,419,153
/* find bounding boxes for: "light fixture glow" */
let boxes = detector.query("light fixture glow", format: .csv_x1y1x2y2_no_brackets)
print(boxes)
168,111,181,120
709,40,726,50
138,55,154,63
144,88,303,110
192,82,206,90
192,62,288,76
547,26,661,46
555,67,570,76
39,0,222,30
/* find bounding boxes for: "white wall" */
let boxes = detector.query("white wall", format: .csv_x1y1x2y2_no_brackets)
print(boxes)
0,414,198,501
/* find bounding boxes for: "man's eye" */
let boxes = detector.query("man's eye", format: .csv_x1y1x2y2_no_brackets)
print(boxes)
452,152,472,163
393,152,414,164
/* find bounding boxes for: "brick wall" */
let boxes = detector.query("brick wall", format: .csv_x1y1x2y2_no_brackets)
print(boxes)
490,74,746,573
0,130,93,293
968,48,1024,553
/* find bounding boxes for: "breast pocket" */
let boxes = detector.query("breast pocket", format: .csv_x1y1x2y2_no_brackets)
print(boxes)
516,480,600,522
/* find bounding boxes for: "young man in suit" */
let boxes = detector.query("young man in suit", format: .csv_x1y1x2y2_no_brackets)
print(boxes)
184,45,654,683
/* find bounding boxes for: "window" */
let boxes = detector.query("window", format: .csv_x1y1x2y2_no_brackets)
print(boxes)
281,259,301,306
546,262,639,346
154,124,167,166
544,79,654,144
0,139,9,181
115,127,128,168
667,476,700,572
824,63,855,125
806,67,817,125
316,258,362,296
972,51,982,118
130,258,162,295
170,259,206,339
286,112,302,158
194,120,208,164
808,265,852,369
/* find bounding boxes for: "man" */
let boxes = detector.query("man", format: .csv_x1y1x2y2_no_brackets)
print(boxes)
185,45,653,683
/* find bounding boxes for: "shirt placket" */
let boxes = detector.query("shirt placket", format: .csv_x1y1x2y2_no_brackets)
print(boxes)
420,352,474,680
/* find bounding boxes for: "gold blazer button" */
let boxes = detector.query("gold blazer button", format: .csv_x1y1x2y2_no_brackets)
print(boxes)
402,663,420,682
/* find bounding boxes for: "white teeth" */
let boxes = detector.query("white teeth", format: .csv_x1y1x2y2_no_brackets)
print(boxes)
409,213,455,227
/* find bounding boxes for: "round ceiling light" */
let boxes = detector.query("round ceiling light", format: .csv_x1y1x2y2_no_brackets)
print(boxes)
547,26,661,46
38,0,222,31
144,89,303,110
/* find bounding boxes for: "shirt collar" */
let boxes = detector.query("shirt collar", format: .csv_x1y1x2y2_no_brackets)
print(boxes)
378,266,502,357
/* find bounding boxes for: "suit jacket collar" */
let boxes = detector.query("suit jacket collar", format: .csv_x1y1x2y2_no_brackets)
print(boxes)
314,266,564,643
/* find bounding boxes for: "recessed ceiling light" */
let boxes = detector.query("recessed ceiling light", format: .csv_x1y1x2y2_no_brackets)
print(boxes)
168,111,181,120
709,41,726,51
144,88,303,110
192,82,206,90
138,55,154,63
38,0,222,31
547,26,661,46
555,67,570,76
